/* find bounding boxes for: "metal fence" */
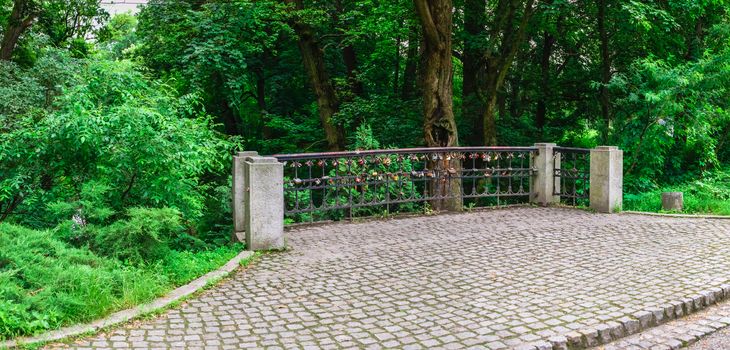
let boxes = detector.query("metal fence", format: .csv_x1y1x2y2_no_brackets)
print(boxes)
553,147,590,206
273,147,537,222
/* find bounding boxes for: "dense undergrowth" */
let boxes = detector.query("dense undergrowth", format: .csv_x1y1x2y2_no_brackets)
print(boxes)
625,167,730,215
0,223,241,339
0,47,243,340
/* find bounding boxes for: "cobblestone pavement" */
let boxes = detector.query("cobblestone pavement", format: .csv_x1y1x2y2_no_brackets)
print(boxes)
45,207,730,350
686,321,730,350
594,300,730,350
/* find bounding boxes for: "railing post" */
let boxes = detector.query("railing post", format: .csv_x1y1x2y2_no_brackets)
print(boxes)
232,151,258,242
243,156,286,251
589,146,623,213
531,143,560,206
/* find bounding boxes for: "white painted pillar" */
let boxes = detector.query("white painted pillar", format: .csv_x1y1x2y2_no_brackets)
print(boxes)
531,143,560,206
590,146,623,213
244,156,285,251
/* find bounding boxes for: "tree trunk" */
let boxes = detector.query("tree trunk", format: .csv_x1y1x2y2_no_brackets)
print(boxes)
401,22,420,99
413,0,461,211
536,30,555,135
686,17,703,61
498,88,507,122
342,45,363,97
254,67,274,140
598,0,611,143
483,82,499,146
210,72,240,136
284,0,346,151
334,0,364,98
479,0,536,146
394,22,402,96
462,0,486,146
0,0,34,61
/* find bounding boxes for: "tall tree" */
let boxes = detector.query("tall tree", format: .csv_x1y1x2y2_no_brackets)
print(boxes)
37,0,106,46
534,0,558,136
283,0,346,151
482,0,535,146
333,0,364,98
413,0,461,211
1,0,106,61
413,0,458,148
597,0,611,142
401,20,420,99
462,0,486,145
460,0,536,145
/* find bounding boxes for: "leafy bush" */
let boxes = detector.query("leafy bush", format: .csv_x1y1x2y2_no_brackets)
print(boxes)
93,208,198,264
0,53,238,236
0,48,246,341
610,51,730,191
625,167,730,215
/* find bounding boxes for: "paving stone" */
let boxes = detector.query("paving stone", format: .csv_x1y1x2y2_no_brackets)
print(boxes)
597,299,730,349
37,208,730,349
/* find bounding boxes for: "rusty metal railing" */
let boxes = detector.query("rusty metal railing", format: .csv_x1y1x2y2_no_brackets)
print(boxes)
553,147,590,206
273,147,537,222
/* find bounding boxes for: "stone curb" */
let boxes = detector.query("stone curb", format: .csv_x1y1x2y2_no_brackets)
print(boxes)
622,211,730,220
0,250,255,349
519,285,730,350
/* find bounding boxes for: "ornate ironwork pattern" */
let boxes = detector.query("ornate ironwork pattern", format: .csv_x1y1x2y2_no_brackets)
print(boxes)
553,147,590,206
273,147,536,222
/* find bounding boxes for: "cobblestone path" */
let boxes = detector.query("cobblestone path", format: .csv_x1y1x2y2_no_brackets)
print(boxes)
46,207,730,349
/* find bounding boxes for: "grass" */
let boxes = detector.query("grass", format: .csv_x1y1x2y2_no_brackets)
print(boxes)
625,167,730,215
0,223,242,340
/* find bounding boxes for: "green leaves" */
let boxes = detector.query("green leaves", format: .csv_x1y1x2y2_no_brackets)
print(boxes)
0,49,238,233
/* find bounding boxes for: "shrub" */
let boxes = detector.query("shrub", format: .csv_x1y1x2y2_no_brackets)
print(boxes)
0,55,238,231
0,223,166,339
93,207,197,264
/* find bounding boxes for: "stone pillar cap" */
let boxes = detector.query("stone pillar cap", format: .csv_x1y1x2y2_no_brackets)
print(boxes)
594,146,620,151
237,151,259,157
245,156,282,164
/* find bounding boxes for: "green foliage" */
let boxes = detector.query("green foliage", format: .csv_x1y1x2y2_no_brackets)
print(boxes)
96,12,138,60
625,167,730,215
0,223,164,339
0,222,242,339
610,39,730,191
93,208,188,264
2,0,730,339
36,0,109,46
335,96,423,148
155,244,242,285
1,51,238,233
0,43,244,339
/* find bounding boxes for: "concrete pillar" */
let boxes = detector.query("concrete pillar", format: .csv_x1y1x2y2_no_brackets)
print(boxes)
232,151,258,242
244,156,285,251
531,143,560,206
590,146,623,213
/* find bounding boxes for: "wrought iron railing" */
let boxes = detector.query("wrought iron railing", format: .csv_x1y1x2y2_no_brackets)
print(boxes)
553,147,590,206
273,147,536,222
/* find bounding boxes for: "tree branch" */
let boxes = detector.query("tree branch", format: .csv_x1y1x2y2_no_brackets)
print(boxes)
413,0,440,48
